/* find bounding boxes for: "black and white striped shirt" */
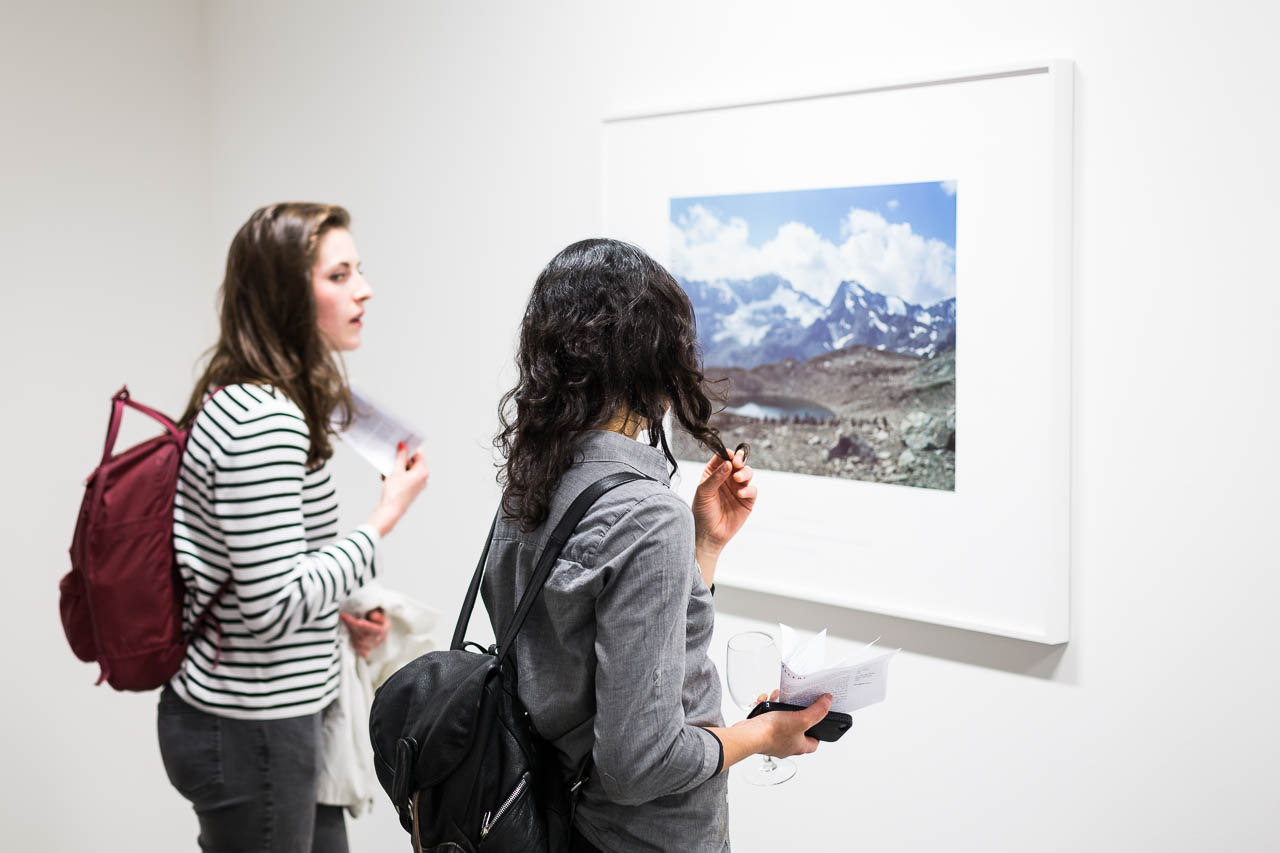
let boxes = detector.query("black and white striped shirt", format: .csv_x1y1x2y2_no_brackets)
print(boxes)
169,384,379,719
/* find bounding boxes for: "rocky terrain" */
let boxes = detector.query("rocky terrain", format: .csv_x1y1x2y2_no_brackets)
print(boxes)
672,345,955,491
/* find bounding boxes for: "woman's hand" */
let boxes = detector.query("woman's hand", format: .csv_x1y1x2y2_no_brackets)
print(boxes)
740,693,831,758
690,448,756,586
340,608,389,658
369,442,429,537
707,693,832,769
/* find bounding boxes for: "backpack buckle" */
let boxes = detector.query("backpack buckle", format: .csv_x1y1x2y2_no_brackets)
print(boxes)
391,737,417,808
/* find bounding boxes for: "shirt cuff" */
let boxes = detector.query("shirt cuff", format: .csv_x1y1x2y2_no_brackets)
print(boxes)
691,726,723,785
353,523,382,577
706,730,725,774
354,522,382,550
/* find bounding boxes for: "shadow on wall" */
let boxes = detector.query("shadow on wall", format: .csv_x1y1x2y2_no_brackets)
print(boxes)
716,585,1075,684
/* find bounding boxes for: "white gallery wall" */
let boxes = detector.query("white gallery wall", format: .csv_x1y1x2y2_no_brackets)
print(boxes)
3,1,1278,850
0,1,215,848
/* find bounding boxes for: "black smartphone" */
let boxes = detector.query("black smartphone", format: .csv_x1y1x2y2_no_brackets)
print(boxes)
746,701,852,742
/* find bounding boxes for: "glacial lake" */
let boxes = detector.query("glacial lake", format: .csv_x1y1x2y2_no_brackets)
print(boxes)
723,396,835,421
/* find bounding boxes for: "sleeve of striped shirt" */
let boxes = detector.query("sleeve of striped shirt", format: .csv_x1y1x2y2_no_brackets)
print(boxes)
209,398,381,643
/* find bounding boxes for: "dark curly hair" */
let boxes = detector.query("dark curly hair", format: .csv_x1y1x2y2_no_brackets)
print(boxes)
496,238,731,529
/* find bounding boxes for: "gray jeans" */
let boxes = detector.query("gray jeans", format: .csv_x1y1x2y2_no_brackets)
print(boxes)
157,685,348,853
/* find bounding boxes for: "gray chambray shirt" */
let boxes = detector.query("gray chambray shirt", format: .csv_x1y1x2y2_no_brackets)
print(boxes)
481,430,729,852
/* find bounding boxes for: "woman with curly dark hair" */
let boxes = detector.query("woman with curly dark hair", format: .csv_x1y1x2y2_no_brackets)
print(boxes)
482,238,833,852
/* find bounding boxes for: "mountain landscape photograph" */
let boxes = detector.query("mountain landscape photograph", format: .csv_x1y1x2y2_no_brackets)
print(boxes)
668,181,958,490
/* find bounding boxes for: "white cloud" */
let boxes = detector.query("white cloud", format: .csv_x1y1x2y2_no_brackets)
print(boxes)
668,205,761,282
837,209,956,305
887,199,900,209
670,204,956,307
939,180,958,196
759,221,847,302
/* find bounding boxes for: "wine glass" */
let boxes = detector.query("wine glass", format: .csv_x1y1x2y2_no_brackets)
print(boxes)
725,630,796,785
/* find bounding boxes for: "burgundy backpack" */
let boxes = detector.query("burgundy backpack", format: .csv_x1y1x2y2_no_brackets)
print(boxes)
59,386,228,691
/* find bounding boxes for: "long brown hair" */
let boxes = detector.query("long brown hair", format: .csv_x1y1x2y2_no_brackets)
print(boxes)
182,202,355,469
496,238,732,530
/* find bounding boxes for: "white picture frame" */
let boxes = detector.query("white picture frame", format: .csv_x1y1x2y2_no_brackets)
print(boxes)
602,61,1074,644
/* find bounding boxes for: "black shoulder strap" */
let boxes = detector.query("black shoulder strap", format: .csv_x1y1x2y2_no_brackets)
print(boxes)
450,511,500,651
448,471,649,656
496,470,647,664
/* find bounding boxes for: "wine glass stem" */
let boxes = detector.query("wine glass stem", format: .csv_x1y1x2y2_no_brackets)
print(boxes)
762,756,777,773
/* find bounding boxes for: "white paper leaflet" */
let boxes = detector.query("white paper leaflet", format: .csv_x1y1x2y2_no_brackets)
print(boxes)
334,387,424,477
776,623,896,714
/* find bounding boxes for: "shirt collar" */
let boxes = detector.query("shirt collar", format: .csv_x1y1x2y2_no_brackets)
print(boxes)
573,429,673,485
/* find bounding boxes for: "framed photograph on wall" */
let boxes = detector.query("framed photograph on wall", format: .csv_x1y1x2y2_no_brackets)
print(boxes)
602,61,1073,644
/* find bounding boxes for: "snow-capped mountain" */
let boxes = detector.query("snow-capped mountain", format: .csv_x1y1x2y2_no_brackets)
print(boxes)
680,275,955,369
683,274,827,368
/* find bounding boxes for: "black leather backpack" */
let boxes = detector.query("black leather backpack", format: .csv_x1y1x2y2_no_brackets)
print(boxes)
369,471,647,852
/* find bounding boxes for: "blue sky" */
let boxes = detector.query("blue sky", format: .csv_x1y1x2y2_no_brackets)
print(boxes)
667,180,958,306
671,180,957,250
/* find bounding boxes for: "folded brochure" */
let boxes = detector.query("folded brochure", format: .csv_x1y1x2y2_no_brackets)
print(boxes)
776,623,896,714
333,386,424,477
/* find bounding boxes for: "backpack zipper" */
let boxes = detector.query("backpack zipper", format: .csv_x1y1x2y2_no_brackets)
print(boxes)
480,772,530,839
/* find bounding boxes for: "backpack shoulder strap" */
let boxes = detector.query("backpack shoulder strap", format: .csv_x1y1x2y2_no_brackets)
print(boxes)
450,468,650,648
496,470,648,665
449,511,499,651
448,470,652,655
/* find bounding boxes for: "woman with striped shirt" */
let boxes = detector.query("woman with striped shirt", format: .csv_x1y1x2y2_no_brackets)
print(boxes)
158,203,429,852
